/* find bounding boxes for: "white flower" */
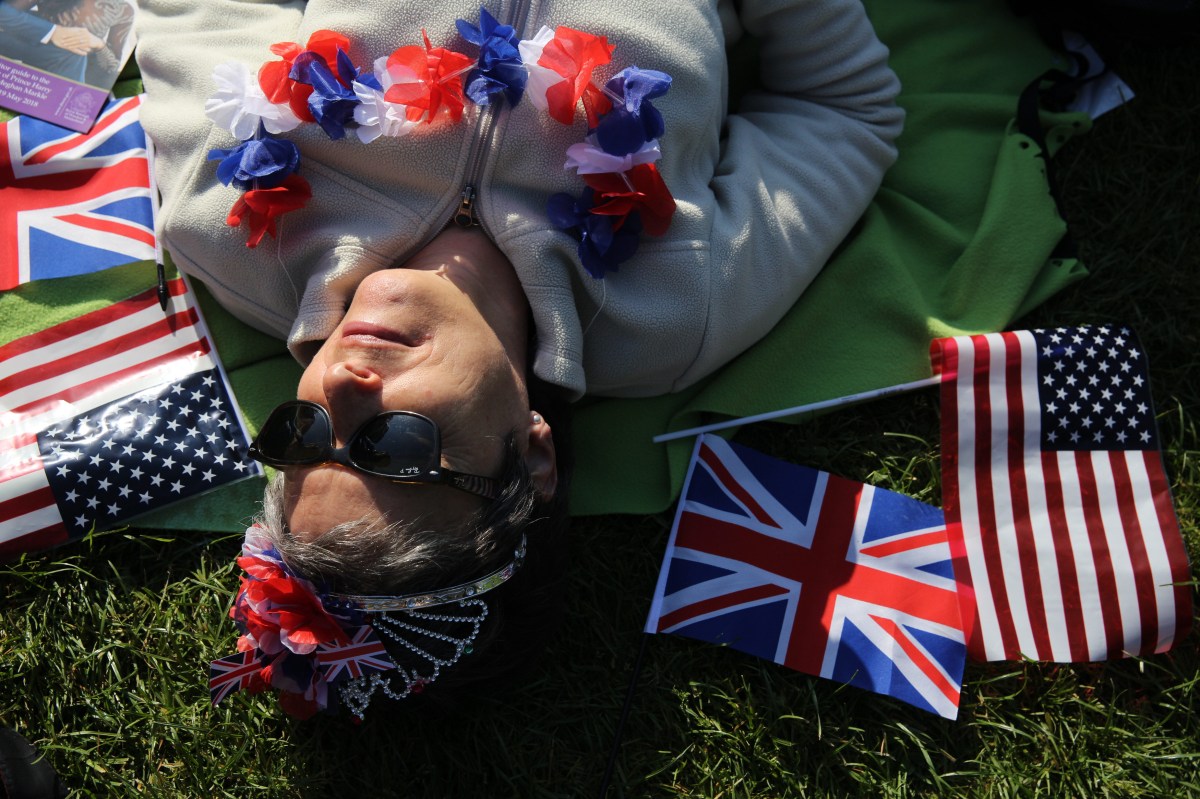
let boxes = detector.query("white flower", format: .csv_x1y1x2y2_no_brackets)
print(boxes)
518,26,558,113
564,137,661,174
240,523,278,562
205,61,302,140
352,55,420,143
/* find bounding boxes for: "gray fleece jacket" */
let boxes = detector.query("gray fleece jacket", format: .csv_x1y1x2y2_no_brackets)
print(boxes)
134,0,903,399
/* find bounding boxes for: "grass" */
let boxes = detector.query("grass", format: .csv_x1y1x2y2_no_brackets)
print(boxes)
2,38,1199,799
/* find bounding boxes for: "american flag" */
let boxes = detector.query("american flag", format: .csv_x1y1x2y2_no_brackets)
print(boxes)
645,435,966,719
931,325,1191,662
315,625,396,683
0,276,261,559
209,650,267,705
0,94,156,290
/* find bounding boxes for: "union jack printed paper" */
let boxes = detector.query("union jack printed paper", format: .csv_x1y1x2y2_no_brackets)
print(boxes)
0,94,156,290
645,435,966,719
315,625,396,683
932,325,1191,662
0,276,261,560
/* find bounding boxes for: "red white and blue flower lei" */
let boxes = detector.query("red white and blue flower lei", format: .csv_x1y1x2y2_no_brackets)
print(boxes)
204,8,676,278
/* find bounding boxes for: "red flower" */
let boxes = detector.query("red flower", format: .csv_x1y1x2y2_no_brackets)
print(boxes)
539,27,614,127
229,548,350,654
259,29,352,122
225,174,312,248
582,163,676,236
384,31,473,124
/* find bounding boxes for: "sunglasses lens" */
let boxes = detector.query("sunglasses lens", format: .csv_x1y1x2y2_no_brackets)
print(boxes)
349,413,438,478
255,403,329,463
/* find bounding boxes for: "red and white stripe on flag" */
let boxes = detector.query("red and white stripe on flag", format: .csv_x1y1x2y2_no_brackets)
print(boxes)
0,278,210,556
931,326,1191,662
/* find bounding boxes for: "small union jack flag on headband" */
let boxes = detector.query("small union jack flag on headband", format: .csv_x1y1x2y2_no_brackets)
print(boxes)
315,625,396,684
0,94,156,290
209,650,267,705
645,435,967,719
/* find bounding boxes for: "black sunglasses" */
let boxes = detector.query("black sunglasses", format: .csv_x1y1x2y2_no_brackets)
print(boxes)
248,400,502,501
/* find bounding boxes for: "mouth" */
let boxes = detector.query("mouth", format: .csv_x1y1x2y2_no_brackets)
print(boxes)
339,322,429,348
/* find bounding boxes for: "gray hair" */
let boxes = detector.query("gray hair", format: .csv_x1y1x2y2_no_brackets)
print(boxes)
256,433,536,596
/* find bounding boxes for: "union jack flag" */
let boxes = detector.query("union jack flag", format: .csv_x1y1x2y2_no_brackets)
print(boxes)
0,94,156,290
209,650,267,705
315,625,396,683
645,435,967,719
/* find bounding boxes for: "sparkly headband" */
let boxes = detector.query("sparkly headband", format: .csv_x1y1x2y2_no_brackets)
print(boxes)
203,7,677,278
208,525,527,720
328,534,526,611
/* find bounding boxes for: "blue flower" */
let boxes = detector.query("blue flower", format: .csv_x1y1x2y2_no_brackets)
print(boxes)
208,135,301,190
456,7,527,107
548,189,642,278
290,49,364,140
593,66,672,157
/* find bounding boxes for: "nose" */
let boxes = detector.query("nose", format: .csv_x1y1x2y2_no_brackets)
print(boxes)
322,361,384,443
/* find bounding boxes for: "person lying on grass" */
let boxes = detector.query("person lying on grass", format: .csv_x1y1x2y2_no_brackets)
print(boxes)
134,0,904,718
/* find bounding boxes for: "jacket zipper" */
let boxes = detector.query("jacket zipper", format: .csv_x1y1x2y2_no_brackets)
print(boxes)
454,184,478,227
450,0,533,229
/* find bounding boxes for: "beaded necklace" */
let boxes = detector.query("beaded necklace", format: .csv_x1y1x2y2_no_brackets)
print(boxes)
203,8,676,278
211,524,527,720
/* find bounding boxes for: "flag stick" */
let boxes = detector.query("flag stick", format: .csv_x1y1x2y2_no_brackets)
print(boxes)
144,133,168,312
651,375,941,444
598,633,650,799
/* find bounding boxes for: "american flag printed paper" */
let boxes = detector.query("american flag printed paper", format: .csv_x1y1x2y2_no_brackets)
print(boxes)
0,94,156,290
645,435,966,719
931,325,1191,662
0,276,261,559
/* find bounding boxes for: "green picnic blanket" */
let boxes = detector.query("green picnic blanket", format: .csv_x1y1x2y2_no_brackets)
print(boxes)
0,0,1090,530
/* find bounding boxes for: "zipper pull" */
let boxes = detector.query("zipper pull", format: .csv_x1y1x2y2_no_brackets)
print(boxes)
454,184,478,227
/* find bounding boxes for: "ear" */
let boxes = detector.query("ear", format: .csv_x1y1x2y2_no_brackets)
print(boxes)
524,411,558,502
